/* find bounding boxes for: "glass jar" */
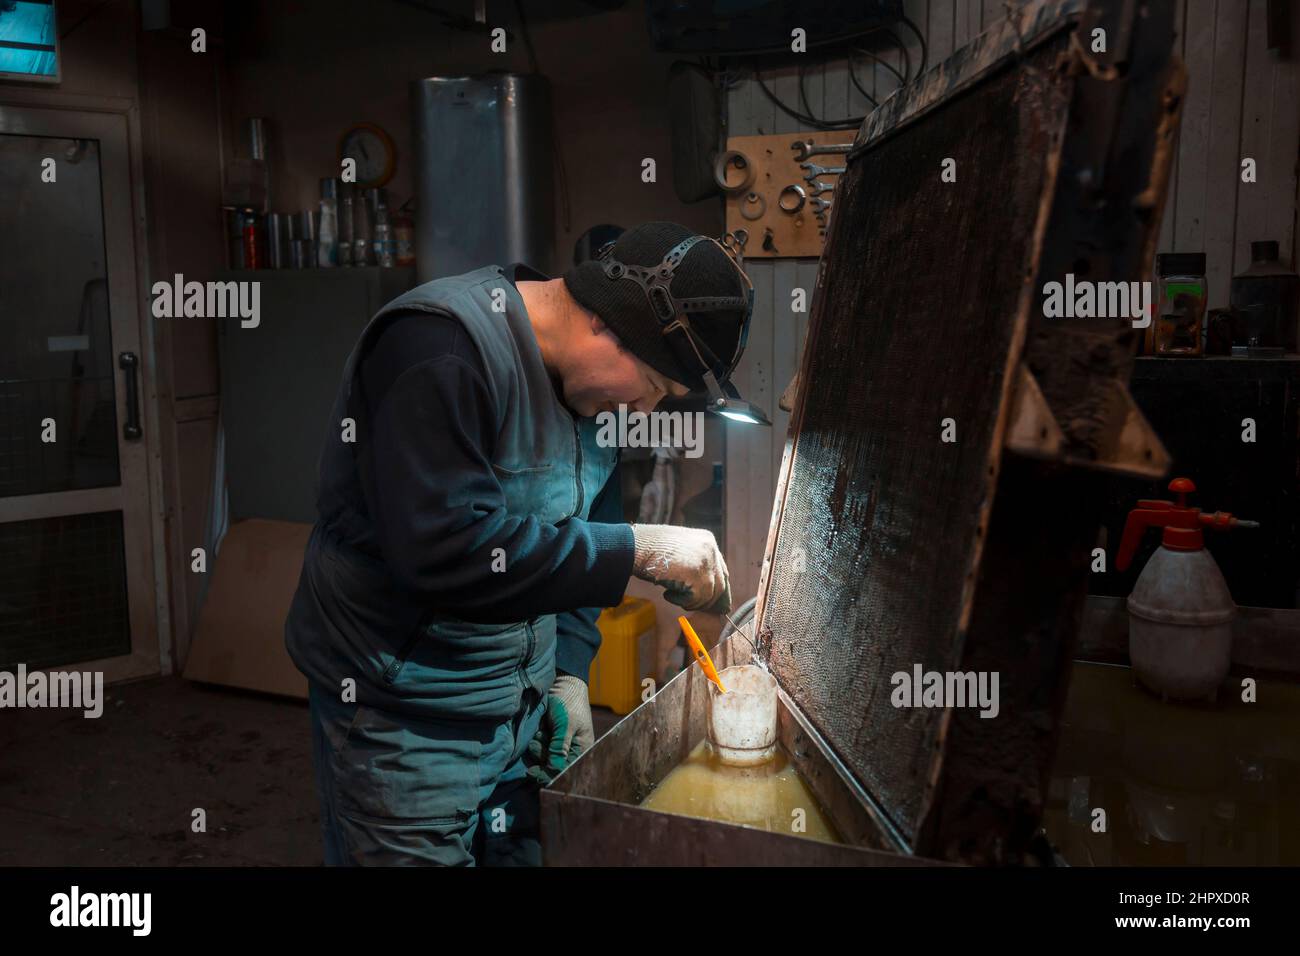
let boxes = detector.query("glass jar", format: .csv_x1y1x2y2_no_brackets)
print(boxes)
1154,252,1207,356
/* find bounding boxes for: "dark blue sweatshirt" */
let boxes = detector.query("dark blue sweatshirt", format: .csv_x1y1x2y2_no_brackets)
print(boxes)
346,263,633,681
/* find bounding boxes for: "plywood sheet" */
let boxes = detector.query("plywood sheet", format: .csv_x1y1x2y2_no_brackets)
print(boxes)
723,132,843,259
184,519,310,699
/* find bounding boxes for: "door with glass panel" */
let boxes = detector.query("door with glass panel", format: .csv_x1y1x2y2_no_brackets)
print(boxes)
0,104,160,682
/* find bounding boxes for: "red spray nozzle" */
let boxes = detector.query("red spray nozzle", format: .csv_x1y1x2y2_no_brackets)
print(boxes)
1115,478,1255,571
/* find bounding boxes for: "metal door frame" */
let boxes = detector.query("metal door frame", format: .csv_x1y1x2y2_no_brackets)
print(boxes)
0,90,168,683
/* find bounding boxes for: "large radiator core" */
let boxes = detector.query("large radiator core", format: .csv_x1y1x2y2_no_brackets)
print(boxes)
762,52,1061,848
754,0,1181,862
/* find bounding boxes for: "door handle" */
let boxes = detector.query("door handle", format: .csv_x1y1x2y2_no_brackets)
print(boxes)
118,351,142,440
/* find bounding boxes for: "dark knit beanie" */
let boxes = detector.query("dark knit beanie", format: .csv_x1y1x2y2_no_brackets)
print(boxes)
562,221,749,390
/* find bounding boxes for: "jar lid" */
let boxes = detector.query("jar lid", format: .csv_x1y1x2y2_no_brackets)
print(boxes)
1157,252,1206,276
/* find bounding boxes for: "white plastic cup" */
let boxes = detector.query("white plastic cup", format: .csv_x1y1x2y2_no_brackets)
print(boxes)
707,665,778,766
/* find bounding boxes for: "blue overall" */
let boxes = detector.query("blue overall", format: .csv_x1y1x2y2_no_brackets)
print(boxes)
285,266,620,865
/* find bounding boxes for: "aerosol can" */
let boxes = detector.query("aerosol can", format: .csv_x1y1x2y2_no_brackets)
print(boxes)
1115,478,1258,703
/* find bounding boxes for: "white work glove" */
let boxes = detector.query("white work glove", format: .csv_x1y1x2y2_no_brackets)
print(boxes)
550,673,594,757
631,524,732,614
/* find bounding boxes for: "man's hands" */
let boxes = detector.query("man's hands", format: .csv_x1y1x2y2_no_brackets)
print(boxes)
630,524,732,614
526,674,594,786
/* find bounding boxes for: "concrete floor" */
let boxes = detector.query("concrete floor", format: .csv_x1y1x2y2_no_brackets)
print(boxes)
0,676,623,866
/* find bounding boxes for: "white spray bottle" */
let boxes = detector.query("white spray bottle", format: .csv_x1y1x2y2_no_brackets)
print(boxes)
1115,477,1257,703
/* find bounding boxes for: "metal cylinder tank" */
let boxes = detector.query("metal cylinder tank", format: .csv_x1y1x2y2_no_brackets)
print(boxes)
411,73,554,282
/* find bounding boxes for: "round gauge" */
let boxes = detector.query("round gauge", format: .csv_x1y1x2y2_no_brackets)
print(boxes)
338,123,396,188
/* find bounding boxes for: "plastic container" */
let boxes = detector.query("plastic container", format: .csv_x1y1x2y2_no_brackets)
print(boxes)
588,597,657,715
1127,547,1234,702
707,664,778,766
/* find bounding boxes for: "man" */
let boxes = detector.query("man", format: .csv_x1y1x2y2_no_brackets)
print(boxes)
284,221,762,866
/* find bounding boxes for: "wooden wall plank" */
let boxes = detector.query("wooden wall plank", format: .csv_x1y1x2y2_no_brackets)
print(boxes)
1203,0,1248,309
1262,0,1300,264
771,260,799,482
904,0,930,50
847,45,875,118
773,63,799,136
1173,0,1216,256
802,51,825,127
929,0,957,65
866,26,904,105
955,0,975,48
1157,0,1187,257
982,0,1003,33
824,55,850,126
1234,0,1274,275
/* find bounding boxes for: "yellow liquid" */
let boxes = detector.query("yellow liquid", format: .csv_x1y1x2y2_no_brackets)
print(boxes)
639,740,841,844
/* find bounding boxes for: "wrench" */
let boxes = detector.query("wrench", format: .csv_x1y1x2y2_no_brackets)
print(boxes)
809,197,832,213
801,161,846,181
791,139,853,162
804,179,836,197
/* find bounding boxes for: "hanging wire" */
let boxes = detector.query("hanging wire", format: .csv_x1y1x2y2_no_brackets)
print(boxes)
721,15,929,132
852,45,906,85
847,55,880,108
886,27,911,84
752,69,865,130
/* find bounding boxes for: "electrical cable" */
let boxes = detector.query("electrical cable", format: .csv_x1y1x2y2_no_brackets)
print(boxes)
744,13,928,132
851,45,905,85
846,55,879,108
797,63,815,121
886,27,911,84
754,70,863,129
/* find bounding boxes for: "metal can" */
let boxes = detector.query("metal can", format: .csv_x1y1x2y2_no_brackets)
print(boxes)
266,212,287,270
242,214,262,270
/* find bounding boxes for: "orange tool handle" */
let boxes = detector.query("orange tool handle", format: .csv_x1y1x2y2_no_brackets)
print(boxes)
679,616,727,693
